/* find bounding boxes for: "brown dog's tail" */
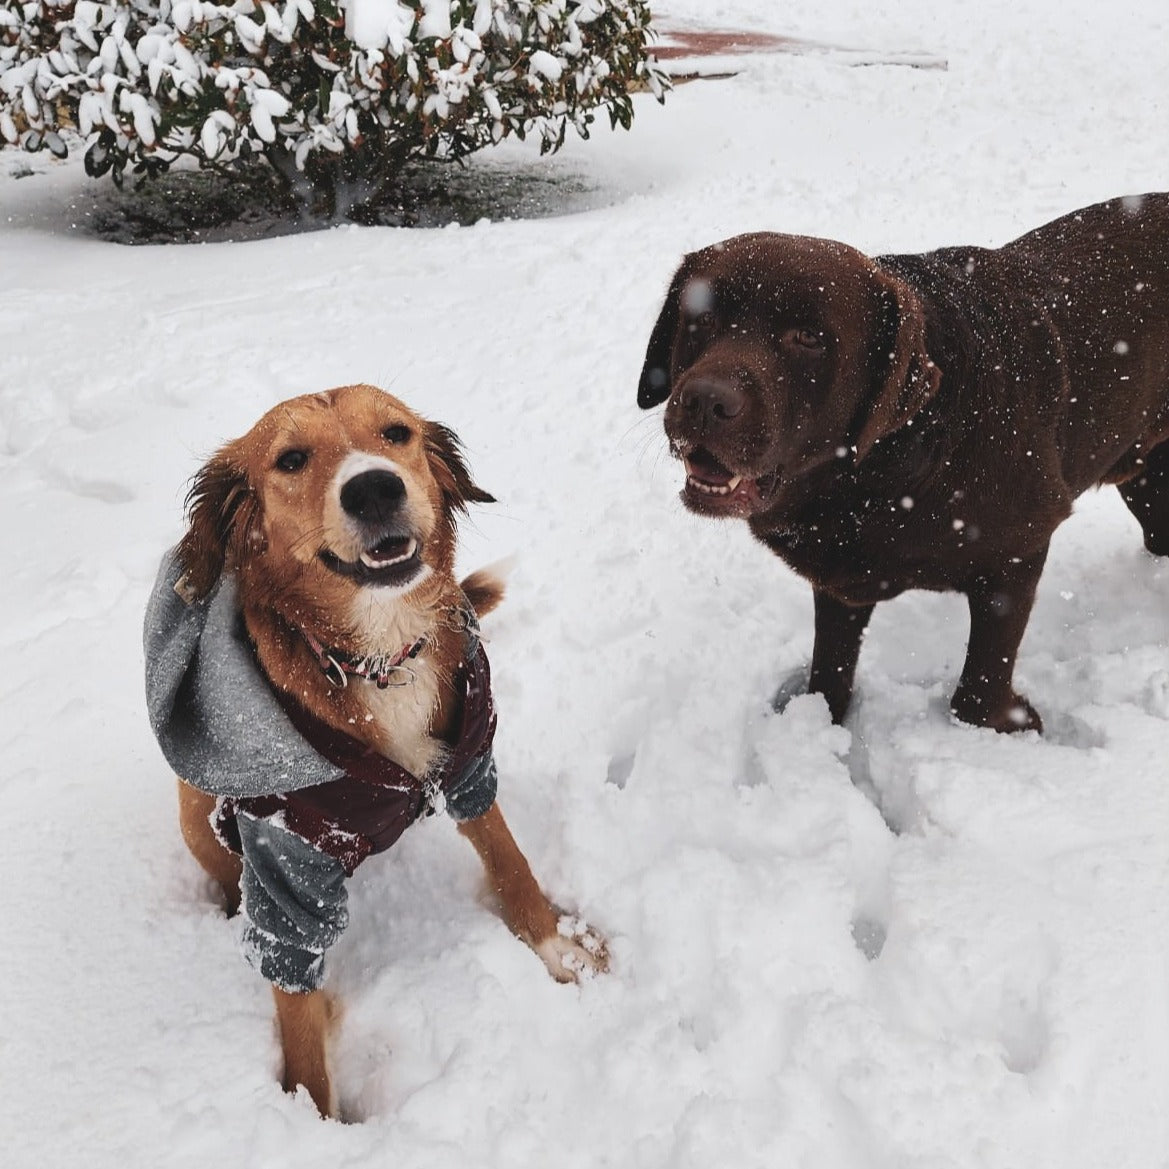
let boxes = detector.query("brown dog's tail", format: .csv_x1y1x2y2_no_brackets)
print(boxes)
460,561,511,618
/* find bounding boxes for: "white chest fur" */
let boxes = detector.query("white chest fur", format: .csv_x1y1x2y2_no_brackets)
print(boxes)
347,594,447,779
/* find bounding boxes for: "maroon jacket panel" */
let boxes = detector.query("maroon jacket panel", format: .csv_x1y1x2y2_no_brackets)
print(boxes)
216,644,497,875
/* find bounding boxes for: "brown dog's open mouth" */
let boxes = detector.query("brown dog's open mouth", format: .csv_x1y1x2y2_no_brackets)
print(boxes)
682,447,774,514
319,534,424,587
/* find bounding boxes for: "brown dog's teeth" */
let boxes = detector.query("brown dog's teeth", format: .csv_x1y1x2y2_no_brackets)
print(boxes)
689,477,732,496
687,473,748,498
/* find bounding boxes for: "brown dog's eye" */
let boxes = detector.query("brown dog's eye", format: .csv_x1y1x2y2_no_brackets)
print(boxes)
275,449,309,473
786,327,824,351
689,311,716,332
382,424,411,444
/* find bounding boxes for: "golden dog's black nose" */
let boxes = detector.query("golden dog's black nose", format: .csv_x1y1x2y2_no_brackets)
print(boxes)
340,469,406,524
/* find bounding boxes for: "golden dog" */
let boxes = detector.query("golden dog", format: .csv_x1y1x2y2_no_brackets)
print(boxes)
157,384,605,1117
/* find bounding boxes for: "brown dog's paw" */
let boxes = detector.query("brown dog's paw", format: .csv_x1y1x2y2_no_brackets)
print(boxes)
1002,696,1043,733
533,915,609,984
951,690,1043,734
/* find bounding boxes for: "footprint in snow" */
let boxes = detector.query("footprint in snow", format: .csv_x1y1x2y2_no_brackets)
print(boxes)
1142,670,1169,718
55,473,136,504
850,914,887,961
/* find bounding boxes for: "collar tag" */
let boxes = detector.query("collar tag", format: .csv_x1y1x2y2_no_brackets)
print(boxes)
300,627,426,689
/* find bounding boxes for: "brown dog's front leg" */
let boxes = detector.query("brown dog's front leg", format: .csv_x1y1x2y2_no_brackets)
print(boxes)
952,548,1048,732
808,590,876,723
1119,440,1169,555
458,802,607,983
272,986,335,1118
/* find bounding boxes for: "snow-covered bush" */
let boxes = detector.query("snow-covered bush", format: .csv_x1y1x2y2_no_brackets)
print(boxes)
1,1,665,216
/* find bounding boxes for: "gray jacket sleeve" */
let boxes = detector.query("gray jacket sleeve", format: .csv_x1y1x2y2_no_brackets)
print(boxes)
444,750,498,822
143,550,344,797
236,812,349,993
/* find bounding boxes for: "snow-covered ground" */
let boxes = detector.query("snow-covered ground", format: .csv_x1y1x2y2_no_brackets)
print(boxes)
3,2,1169,1166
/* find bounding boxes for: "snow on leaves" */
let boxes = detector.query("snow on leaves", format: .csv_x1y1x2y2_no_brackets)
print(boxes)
0,0,665,212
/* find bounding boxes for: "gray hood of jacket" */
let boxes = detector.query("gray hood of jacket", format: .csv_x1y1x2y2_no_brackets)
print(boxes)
143,550,344,797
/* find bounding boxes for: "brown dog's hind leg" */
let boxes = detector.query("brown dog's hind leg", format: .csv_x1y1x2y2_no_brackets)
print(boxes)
808,591,876,723
951,548,1049,733
458,802,608,983
1119,440,1169,556
272,986,336,1118
176,779,242,915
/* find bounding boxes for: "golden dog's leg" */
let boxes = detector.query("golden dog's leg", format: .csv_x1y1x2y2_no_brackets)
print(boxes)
458,802,558,944
458,802,608,983
272,986,336,1118
178,782,334,1117
176,779,242,915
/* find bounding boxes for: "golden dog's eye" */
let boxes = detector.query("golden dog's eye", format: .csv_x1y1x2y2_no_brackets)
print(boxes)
275,449,309,472
382,424,411,444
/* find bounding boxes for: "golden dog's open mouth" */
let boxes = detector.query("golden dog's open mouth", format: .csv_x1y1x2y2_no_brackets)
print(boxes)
319,534,424,587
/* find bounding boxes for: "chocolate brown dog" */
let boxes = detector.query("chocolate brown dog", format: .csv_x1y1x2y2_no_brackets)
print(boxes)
638,194,1169,732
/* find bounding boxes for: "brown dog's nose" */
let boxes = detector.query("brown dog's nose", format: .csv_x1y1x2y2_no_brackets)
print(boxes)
679,378,746,426
340,469,405,523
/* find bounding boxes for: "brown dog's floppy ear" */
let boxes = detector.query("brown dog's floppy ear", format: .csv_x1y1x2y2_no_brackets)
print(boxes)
637,260,693,409
175,448,256,601
426,423,495,514
854,269,941,462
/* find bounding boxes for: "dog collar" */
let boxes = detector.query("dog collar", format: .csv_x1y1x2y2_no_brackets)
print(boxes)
300,602,480,690
300,628,427,690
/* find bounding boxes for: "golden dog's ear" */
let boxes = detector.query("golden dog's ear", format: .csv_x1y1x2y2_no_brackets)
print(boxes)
638,259,695,409
855,270,941,462
175,448,257,601
426,423,495,514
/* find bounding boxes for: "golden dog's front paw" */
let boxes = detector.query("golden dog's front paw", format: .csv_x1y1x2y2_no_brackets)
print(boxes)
533,915,609,984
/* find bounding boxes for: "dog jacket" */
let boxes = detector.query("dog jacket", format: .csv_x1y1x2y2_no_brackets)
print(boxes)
144,550,498,992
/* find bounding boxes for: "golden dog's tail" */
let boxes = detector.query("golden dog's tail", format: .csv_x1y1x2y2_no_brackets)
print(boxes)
460,561,510,618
